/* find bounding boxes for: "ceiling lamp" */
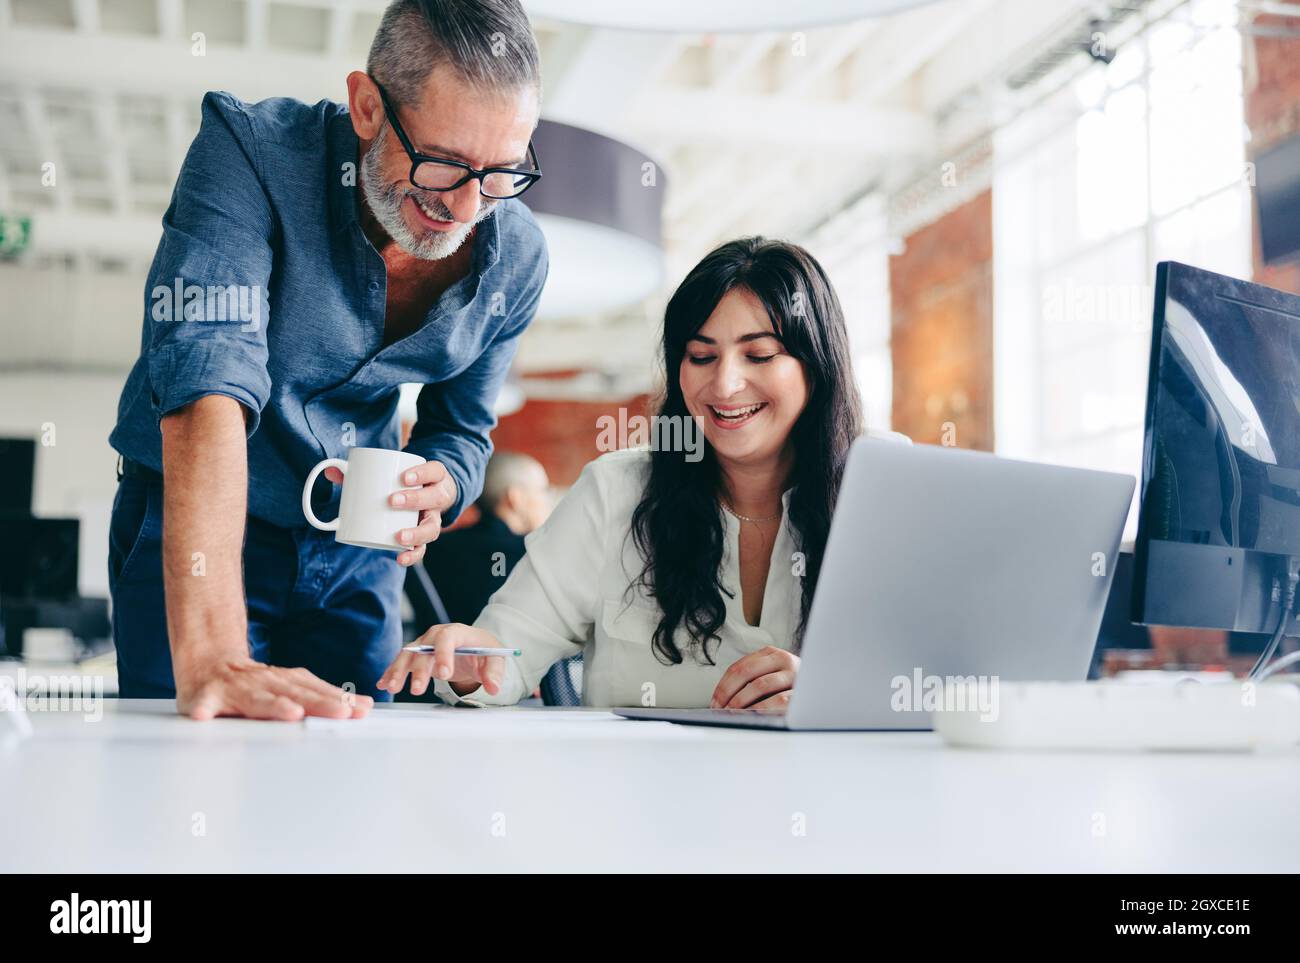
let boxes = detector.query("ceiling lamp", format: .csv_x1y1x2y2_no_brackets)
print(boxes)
522,119,666,320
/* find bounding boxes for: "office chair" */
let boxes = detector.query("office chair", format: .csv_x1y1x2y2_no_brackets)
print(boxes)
404,563,450,626
539,654,583,707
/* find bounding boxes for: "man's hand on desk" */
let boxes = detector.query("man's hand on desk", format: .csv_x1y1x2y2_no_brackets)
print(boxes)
323,458,458,567
175,657,375,721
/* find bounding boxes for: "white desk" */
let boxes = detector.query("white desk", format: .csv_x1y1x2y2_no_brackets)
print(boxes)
2,699,1298,872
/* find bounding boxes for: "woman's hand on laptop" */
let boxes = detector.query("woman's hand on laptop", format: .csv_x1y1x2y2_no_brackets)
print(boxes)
377,623,507,698
710,646,800,712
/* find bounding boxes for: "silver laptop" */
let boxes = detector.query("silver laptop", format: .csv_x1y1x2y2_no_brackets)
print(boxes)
615,440,1135,730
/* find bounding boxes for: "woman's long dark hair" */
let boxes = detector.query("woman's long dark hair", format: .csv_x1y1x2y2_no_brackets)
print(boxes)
630,237,864,665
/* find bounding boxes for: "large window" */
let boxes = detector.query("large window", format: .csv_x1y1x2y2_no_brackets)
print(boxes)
993,0,1251,539
806,196,893,432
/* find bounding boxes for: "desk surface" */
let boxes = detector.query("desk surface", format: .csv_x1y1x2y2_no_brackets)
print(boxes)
3,700,1298,872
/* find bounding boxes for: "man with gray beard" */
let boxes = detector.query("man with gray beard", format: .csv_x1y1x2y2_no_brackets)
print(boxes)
107,0,547,720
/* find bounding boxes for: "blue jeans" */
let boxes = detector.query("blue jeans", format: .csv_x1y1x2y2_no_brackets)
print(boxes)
108,475,402,700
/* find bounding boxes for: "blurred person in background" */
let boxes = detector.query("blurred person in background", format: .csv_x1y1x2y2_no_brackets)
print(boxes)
423,451,553,625
399,451,552,702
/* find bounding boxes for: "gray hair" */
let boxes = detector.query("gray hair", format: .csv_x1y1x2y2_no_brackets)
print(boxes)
478,451,546,511
367,0,542,106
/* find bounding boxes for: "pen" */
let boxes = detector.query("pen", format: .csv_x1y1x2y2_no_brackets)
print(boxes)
402,645,522,657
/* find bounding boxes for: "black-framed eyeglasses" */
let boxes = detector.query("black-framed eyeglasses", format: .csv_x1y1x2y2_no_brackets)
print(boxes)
372,78,542,200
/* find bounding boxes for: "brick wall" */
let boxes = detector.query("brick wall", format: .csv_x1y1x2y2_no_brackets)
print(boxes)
888,189,995,451
492,393,653,487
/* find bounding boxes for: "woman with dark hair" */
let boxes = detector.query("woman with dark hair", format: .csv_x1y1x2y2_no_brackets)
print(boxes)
378,236,865,710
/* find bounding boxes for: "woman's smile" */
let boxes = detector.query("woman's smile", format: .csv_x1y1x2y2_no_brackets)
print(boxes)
707,402,769,429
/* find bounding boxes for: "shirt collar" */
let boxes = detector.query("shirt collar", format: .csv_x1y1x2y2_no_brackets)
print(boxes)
328,111,361,235
477,507,513,535
470,201,503,277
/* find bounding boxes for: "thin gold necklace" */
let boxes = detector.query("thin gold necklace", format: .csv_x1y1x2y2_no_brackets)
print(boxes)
721,501,782,524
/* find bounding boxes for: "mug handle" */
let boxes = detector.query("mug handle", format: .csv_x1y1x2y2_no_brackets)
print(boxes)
302,458,349,531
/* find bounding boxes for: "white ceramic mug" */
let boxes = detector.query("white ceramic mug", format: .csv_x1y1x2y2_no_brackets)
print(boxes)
302,447,426,551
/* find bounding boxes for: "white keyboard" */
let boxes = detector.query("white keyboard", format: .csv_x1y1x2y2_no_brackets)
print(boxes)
932,679,1300,752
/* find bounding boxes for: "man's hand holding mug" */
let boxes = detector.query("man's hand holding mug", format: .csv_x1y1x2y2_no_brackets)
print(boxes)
302,447,458,566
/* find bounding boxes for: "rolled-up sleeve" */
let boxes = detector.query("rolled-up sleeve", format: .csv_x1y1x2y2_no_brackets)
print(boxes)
146,91,275,434
433,456,605,706
405,246,548,523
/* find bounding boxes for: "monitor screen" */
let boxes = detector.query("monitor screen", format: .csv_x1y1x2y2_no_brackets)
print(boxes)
0,515,79,600
0,437,35,514
1255,134,1300,265
1143,264,1300,555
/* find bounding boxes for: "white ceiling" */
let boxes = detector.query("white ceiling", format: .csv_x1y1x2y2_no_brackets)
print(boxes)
0,0,1106,382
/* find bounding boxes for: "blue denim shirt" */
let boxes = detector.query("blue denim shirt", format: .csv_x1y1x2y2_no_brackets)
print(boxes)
110,91,548,528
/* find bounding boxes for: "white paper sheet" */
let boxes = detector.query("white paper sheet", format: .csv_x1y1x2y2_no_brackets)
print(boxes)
302,707,687,739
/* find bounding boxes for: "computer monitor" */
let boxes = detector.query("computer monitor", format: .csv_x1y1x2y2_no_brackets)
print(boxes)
0,516,79,600
1132,261,1300,638
0,437,35,513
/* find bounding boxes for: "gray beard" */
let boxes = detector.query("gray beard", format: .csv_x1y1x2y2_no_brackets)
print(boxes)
360,124,497,262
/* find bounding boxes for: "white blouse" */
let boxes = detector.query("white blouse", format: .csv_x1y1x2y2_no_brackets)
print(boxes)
433,447,801,708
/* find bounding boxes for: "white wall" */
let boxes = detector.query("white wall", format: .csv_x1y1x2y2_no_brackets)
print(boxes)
0,263,142,370
0,371,126,597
